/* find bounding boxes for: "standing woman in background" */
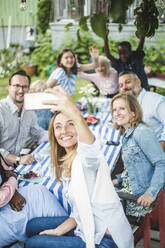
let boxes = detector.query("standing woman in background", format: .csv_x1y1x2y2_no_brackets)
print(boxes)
46,45,99,96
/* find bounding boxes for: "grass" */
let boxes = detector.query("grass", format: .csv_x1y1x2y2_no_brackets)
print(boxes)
0,77,9,99
0,75,165,101
0,76,89,101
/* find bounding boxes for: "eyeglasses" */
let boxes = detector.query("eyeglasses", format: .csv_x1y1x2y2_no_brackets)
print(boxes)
10,84,29,90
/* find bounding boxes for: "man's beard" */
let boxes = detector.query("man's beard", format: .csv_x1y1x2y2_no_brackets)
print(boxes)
132,84,140,96
15,99,24,104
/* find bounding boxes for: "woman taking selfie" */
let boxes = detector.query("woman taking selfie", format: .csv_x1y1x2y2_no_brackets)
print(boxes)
25,86,133,248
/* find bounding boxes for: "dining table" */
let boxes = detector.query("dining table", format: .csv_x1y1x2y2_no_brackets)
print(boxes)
17,97,122,214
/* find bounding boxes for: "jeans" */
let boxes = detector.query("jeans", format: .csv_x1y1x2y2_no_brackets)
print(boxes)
26,216,118,248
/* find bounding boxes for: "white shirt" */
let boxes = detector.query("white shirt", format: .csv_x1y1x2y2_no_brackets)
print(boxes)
62,140,133,248
138,88,165,142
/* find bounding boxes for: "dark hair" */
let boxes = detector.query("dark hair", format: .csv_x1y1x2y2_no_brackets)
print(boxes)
119,71,139,80
117,41,132,52
0,153,13,185
9,70,31,86
56,48,77,75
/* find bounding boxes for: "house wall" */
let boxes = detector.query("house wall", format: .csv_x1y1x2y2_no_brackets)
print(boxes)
50,20,165,50
0,0,37,49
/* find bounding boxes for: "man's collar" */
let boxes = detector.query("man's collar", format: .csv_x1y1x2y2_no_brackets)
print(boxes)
6,96,20,114
137,88,146,104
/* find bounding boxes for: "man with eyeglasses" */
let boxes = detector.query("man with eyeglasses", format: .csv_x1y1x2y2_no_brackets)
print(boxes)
0,70,48,167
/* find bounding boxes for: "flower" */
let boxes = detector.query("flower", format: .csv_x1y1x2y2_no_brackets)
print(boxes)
79,84,97,98
79,84,97,116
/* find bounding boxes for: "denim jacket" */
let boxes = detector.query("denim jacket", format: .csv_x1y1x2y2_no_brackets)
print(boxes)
121,123,165,198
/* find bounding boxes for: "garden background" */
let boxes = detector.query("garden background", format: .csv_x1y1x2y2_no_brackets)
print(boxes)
0,0,165,101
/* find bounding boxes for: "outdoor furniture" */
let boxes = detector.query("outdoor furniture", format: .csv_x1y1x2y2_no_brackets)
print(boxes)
118,189,165,248
147,72,165,92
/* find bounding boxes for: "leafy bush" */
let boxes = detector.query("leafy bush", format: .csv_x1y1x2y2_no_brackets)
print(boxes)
31,32,58,77
36,0,53,34
60,30,103,64
144,46,165,73
0,44,20,78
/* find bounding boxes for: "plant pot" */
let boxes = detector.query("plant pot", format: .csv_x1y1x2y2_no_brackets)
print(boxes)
21,64,37,76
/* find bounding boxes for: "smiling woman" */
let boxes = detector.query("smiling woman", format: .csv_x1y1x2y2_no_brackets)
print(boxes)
46,45,99,96
111,93,165,217
25,86,133,248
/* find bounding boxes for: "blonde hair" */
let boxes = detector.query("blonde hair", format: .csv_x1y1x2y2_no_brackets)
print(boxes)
110,93,144,134
97,56,111,77
49,113,77,181
30,80,46,92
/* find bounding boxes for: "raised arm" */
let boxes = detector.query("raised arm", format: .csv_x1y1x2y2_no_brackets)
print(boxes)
137,36,145,51
79,44,99,72
104,29,116,64
44,86,95,145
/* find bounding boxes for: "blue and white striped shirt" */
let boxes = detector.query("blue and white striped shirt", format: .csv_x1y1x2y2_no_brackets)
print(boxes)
49,67,76,96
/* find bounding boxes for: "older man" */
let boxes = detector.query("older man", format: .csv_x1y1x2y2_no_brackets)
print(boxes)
0,70,48,167
118,71,165,151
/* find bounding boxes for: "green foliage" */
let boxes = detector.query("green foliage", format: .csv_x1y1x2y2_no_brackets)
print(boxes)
27,29,165,76
144,45,165,73
31,33,58,77
0,44,20,78
79,16,89,31
109,0,135,24
60,30,103,64
90,13,107,39
78,0,160,40
36,0,53,34
78,0,135,39
0,77,8,99
134,0,159,38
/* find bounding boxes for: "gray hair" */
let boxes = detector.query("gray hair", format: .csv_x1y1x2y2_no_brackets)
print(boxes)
119,71,139,80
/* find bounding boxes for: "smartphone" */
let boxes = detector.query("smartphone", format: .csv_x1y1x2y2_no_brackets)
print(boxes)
24,92,57,110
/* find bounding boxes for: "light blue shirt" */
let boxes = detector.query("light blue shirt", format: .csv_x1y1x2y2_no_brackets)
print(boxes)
49,67,76,96
0,96,48,158
0,184,67,246
138,88,165,142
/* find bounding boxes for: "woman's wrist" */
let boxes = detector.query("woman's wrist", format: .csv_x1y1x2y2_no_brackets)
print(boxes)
93,57,99,68
53,228,61,236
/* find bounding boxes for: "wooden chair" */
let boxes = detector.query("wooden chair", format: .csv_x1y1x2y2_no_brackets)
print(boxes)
118,189,165,248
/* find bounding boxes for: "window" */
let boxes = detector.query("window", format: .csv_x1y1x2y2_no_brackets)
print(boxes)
53,0,84,20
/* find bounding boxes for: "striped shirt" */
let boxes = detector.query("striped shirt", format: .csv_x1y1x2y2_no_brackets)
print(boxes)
49,67,76,96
